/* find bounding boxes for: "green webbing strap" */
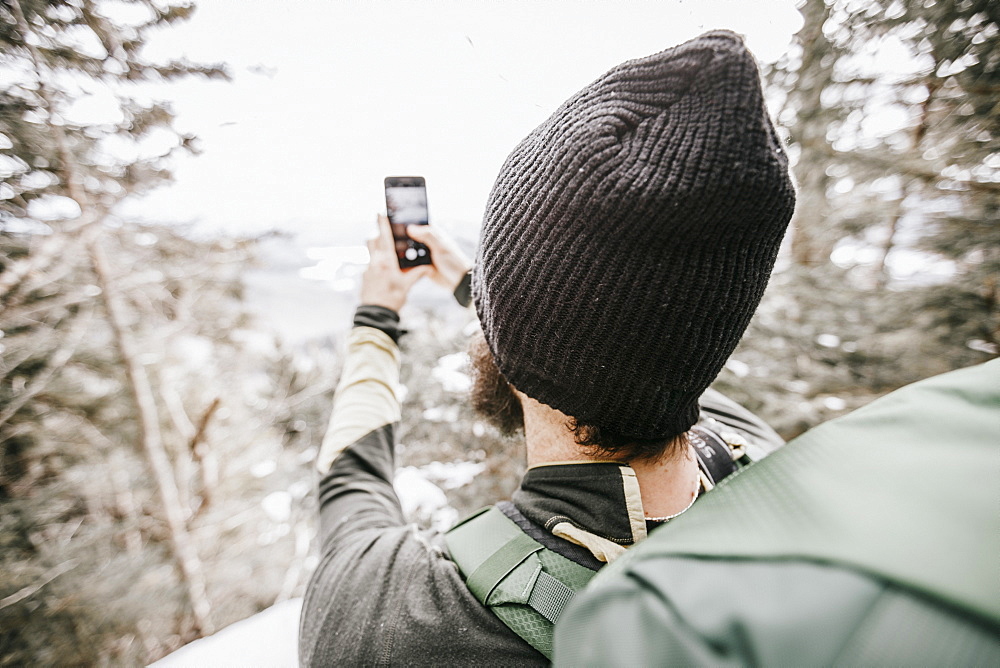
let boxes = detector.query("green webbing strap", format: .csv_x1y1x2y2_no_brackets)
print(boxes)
528,571,577,623
445,506,532,594
466,531,541,601
446,506,597,657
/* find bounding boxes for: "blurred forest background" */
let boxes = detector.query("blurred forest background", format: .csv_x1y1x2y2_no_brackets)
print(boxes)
1,0,996,664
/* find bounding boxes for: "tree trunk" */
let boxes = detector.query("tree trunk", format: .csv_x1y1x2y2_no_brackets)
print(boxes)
90,239,214,636
788,0,836,267
874,195,904,288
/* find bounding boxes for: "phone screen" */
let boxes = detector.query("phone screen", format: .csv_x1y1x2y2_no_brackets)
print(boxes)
385,176,431,268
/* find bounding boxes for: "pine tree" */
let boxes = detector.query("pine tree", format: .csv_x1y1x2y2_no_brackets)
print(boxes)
715,0,998,436
0,0,244,661
1,4,358,663
838,0,999,350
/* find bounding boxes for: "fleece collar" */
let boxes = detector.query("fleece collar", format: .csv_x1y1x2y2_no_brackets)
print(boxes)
512,462,648,563
511,424,743,563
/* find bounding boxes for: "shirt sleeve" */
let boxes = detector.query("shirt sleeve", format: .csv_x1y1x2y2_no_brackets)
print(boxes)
314,324,405,544
453,270,473,308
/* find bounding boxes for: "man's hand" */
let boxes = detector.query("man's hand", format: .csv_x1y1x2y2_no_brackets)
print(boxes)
406,223,472,293
360,215,432,312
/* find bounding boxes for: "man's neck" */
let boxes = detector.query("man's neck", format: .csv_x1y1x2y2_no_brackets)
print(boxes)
520,395,700,519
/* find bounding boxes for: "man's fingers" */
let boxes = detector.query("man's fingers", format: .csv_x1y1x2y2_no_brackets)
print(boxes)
374,214,394,253
408,224,468,265
366,233,391,269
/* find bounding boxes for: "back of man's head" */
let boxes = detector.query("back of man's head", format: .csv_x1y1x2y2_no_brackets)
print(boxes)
472,30,795,447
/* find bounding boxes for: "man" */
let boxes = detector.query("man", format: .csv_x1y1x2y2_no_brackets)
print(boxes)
299,30,795,666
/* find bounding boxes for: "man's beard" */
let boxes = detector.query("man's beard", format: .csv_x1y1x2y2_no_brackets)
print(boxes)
468,329,524,436
467,328,682,461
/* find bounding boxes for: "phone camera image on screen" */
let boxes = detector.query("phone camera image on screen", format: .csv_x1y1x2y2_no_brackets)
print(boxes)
384,176,432,268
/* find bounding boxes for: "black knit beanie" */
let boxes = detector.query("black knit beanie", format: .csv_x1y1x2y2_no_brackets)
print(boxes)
473,30,796,441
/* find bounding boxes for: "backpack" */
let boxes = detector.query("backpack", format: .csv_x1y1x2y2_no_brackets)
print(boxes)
445,504,595,659
553,359,1000,666
444,390,778,659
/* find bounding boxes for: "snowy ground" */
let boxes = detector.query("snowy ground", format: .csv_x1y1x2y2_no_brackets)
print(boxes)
151,457,482,667
151,598,303,667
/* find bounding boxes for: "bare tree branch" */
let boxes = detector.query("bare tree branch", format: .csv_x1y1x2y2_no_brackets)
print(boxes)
189,398,221,514
0,560,79,611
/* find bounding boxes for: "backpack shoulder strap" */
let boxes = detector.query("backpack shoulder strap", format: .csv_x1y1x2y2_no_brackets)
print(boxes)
446,506,596,659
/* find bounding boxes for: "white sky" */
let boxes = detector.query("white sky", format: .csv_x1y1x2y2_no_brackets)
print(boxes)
120,0,802,245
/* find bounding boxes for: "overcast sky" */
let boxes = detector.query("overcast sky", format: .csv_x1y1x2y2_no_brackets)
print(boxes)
119,0,802,245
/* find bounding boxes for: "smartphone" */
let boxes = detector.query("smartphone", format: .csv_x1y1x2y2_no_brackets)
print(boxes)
384,176,432,268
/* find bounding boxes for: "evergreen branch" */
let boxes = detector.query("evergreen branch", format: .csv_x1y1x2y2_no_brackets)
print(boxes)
115,101,178,141
7,0,91,207
11,0,215,638
0,342,36,382
0,217,101,306
802,138,1000,194
5,237,90,310
965,84,1000,95
141,3,197,30
35,45,107,77
150,60,230,82
1,212,106,314
81,0,122,62
0,304,93,430
121,57,230,83
2,287,99,329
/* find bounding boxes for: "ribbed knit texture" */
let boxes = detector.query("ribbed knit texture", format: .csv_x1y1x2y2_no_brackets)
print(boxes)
473,30,796,440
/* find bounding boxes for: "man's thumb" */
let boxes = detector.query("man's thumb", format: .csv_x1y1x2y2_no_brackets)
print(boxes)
406,225,435,246
404,264,433,285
